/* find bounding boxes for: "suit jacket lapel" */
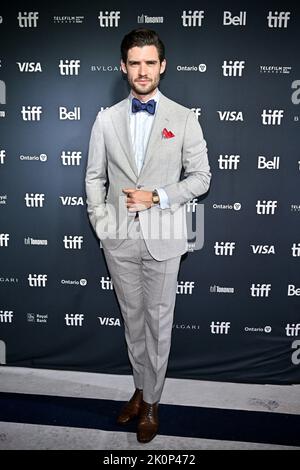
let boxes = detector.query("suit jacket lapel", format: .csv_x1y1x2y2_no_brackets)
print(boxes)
111,99,138,178
141,94,170,176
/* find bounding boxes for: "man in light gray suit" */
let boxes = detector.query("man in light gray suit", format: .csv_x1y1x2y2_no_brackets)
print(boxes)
85,29,211,443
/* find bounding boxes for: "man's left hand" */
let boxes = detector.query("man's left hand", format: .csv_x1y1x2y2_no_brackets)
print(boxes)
122,188,153,212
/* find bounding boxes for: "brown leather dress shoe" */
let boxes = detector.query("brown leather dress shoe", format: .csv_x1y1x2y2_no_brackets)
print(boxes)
137,400,159,443
117,389,143,424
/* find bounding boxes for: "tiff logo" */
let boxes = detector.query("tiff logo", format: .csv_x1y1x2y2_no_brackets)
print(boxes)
28,274,47,287
218,154,240,170
100,276,113,290
63,235,83,249
0,310,13,322
214,242,236,256
181,10,204,27
286,323,300,336
65,313,84,326
261,109,284,125
0,80,6,104
186,198,197,213
17,11,39,27
210,321,231,334
0,150,5,164
256,200,277,215
21,106,42,121
267,11,290,28
291,243,300,257
24,193,45,207
250,283,271,297
98,11,120,27
60,151,82,165
222,60,245,77
59,59,80,75
0,234,9,247
177,281,195,294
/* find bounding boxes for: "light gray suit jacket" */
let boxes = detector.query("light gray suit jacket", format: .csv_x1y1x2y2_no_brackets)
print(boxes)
85,92,211,261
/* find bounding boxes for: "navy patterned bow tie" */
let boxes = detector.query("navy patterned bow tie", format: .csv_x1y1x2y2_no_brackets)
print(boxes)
132,97,156,115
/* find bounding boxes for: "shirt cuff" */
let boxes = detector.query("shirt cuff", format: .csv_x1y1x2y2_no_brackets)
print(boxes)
155,188,170,209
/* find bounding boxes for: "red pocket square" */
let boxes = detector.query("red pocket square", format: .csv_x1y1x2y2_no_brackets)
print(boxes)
162,128,175,139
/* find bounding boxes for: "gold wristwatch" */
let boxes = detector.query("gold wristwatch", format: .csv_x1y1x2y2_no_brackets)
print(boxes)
152,189,160,204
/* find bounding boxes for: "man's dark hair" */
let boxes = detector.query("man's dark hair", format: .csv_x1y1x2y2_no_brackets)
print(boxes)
121,28,165,64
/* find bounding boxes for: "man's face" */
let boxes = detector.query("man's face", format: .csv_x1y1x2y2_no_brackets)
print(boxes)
121,45,166,98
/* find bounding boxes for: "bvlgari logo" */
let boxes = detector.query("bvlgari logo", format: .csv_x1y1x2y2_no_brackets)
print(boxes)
90,64,121,72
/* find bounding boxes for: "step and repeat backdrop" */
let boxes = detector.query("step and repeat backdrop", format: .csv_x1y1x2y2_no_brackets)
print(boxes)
0,0,299,384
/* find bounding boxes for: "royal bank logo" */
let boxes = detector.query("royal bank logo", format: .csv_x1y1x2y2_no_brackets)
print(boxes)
59,59,80,75
60,151,82,165
176,281,195,294
65,313,84,326
17,11,39,27
100,276,113,290
291,204,300,213
222,60,245,77
24,193,45,207
223,11,246,26
21,106,42,121
63,235,83,249
17,62,42,72
0,234,9,247
98,11,120,27
0,195,7,205
256,200,277,215
181,10,204,27
27,313,48,323
250,284,271,297
257,156,280,170
210,321,231,334
218,154,240,170
98,316,121,327
261,109,284,125
137,14,164,24
267,11,290,28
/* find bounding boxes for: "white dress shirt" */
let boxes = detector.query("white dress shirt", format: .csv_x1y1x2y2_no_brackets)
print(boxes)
129,90,170,209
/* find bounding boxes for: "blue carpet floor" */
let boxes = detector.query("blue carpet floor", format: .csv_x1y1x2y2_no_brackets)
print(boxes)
0,392,299,447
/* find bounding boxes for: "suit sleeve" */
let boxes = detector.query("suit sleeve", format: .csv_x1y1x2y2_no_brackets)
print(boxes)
162,110,211,206
85,112,108,231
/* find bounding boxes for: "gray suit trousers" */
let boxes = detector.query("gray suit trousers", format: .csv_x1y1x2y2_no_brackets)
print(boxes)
102,218,181,404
